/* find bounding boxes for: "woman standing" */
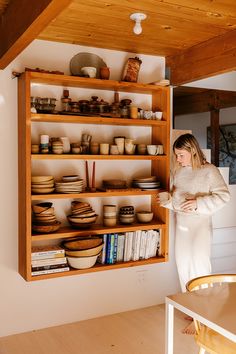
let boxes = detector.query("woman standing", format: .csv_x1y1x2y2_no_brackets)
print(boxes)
159,134,230,331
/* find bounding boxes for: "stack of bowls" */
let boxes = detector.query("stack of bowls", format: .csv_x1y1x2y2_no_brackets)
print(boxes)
32,202,61,233
103,205,117,227
119,206,135,224
52,141,63,154
31,176,55,194
55,175,84,194
62,237,103,269
67,201,97,228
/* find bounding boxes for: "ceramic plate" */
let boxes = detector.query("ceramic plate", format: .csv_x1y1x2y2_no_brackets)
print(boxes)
70,52,107,78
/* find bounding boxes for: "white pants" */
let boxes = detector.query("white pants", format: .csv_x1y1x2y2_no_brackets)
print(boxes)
175,213,212,292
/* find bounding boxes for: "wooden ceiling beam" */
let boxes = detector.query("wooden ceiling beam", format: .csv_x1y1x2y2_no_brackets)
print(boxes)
166,29,236,86
0,0,71,69
174,89,236,116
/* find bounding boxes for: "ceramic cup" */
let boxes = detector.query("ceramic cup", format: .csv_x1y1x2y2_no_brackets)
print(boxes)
110,145,119,155
100,143,109,155
90,142,99,154
81,66,97,78
157,144,164,154
137,144,147,155
147,144,159,155
60,136,71,153
125,138,136,155
130,106,138,119
114,137,125,154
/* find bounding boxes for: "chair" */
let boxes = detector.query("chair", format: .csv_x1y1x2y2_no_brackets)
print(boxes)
186,274,236,354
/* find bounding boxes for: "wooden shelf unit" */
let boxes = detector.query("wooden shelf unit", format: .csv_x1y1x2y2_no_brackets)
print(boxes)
18,71,170,281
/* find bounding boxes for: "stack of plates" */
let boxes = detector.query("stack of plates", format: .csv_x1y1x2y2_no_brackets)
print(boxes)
55,179,84,194
67,201,97,229
132,176,161,190
102,179,127,189
31,176,55,194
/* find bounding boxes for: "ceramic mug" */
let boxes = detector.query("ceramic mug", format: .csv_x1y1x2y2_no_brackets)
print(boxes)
147,144,159,155
114,137,125,154
110,145,119,155
100,143,109,155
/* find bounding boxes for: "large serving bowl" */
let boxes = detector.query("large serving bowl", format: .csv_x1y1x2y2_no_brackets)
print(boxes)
67,253,100,269
63,237,102,250
65,243,104,257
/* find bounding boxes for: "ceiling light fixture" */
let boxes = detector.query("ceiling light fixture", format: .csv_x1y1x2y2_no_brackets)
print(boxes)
130,13,147,35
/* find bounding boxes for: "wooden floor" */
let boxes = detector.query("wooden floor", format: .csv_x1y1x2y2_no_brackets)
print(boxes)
0,304,198,354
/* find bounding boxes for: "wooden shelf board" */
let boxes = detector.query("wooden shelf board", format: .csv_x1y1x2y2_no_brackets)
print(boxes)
31,222,166,241
29,72,168,94
31,154,166,160
31,189,161,200
31,113,167,126
29,256,166,281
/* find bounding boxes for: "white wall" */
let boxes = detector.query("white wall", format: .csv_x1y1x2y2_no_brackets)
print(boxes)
0,40,181,337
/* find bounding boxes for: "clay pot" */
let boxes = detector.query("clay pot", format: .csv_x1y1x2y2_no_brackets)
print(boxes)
100,67,110,80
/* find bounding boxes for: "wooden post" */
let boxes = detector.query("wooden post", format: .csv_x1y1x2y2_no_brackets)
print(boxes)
210,109,220,166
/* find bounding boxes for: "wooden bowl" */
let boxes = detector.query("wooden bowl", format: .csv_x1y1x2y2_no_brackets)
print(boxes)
65,243,104,257
32,221,61,233
63,237,102,250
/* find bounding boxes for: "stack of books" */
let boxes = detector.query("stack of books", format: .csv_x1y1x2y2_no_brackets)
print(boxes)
98,229,161,265
31,245,70,276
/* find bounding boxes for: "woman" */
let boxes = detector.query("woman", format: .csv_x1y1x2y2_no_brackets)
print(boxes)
159,133,230,332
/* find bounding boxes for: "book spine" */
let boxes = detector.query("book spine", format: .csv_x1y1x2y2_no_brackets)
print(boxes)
97,234,107,264
105,234,112,264
116,234,125,262
32,251,65,260
31,263,69,272
31,257,67,266
113,233,118,263
31,267,70,276
108,234,115,264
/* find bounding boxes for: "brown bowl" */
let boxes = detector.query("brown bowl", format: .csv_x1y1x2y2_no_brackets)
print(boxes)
32,221,61,233
63,237,103,250
136,211,154,223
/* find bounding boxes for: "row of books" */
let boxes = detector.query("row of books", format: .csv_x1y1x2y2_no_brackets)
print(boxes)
98,229,161,265
31,246,70,276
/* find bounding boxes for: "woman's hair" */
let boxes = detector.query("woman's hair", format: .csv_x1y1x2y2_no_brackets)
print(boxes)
173,133,206,169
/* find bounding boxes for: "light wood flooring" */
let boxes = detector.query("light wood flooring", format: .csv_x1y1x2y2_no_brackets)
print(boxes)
0,304,198,354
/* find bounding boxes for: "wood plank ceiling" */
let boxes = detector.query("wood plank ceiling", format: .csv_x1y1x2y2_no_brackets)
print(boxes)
1,0,236,85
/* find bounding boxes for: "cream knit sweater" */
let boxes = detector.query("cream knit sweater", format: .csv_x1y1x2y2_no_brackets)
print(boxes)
161,163,230,215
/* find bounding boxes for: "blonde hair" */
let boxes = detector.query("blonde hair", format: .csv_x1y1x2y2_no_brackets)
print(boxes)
173,133,206,169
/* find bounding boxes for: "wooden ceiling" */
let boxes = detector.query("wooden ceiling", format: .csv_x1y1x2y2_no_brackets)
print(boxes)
1,0,236,85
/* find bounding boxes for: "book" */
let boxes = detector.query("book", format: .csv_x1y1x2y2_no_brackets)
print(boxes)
31,267,70,276
31,263,69,272
31,245,65,260
31,257,68,267
116,234,125,262
97,234,107,264
113,233,118,263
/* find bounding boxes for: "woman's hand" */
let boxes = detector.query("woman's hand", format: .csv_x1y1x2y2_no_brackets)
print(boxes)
181,198,197,212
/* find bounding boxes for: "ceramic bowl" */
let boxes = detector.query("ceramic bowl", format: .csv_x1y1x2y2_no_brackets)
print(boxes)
63,237,103,250
67,253,100,269
65,243,104,257
32,221,61,233
31,176,54,183
136,211,154,223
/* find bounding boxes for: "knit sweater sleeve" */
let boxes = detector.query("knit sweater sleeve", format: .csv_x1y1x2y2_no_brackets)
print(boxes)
196,165,230,215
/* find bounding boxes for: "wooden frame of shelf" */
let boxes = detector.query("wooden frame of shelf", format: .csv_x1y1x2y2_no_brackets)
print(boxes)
18,71,170,281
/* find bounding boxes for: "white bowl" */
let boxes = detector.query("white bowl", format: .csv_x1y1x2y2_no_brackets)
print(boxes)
81,66,97,78
67,254,99,269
